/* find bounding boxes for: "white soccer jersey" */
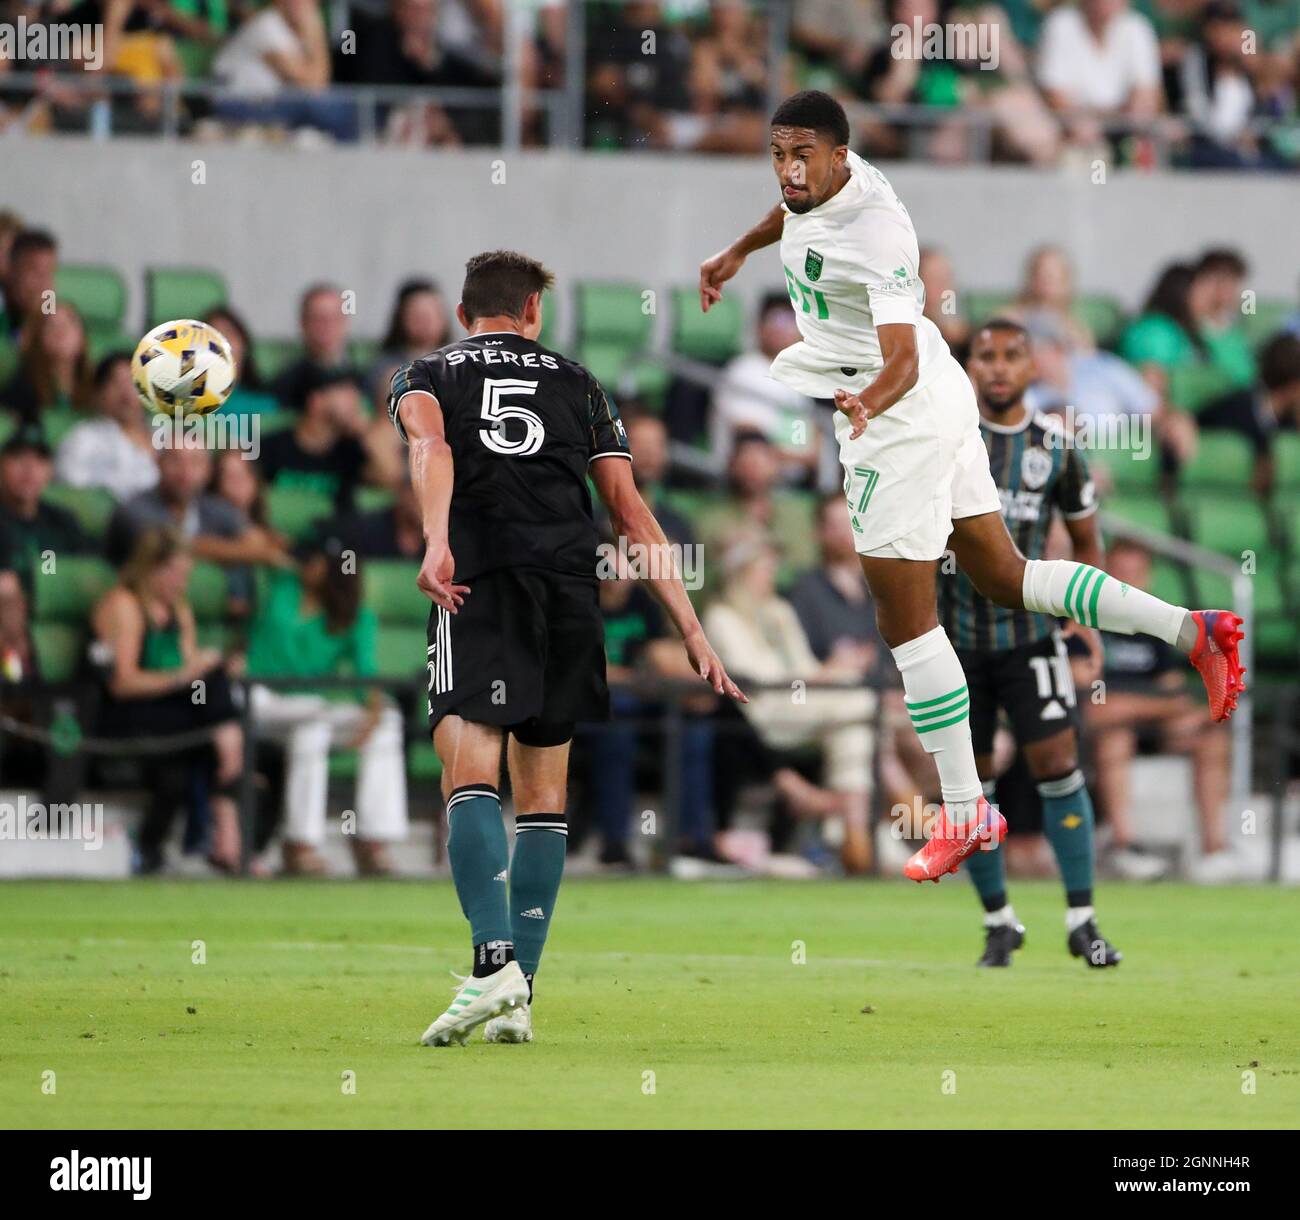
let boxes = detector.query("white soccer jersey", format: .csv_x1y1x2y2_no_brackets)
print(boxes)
770,150,950,399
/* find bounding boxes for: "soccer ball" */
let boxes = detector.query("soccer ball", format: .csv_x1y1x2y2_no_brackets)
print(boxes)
131,319,236,417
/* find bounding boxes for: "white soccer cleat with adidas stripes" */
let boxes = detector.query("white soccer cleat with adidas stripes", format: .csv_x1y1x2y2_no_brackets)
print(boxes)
420,961,530,1047
483,1003,533,1044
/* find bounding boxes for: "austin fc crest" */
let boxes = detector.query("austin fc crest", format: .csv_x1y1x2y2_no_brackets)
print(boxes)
805,248,824,281
1021,446,1053,490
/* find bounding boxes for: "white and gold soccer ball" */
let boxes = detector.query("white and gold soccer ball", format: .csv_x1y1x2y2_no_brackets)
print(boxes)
131,319,236,416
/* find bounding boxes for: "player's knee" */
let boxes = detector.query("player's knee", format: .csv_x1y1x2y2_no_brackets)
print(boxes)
1026,738,1078,780
513,780,567,815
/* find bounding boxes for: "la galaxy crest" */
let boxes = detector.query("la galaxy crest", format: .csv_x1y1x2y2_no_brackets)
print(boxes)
805,248,824,282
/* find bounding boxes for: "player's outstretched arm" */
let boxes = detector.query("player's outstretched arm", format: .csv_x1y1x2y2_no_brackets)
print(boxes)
698,203,785,312
591,458,746,703
397,389,470,614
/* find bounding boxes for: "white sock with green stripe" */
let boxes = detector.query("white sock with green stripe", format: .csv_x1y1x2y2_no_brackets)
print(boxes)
892,626,983,828
1022,559,1190,648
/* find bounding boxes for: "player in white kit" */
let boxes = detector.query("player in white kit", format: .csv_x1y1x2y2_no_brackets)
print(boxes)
698,91,1245,883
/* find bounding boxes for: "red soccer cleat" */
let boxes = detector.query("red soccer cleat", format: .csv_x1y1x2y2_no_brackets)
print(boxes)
904,796,1007,883
1188,610,1246,723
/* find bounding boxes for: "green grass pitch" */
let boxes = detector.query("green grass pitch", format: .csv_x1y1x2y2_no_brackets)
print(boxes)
1,878,1296,1129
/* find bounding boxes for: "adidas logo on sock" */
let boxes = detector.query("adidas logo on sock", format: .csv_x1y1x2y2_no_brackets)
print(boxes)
494,870,507,882
519,907,545,919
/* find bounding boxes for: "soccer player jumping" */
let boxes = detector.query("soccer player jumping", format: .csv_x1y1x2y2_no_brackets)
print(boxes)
698,91,1244,883
392,251,744,1046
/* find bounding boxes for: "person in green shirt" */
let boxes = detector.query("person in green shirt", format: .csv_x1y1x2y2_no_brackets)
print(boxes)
245,534,408,876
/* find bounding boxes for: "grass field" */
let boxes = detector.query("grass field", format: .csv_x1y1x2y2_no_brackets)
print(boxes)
1,878,1296,1129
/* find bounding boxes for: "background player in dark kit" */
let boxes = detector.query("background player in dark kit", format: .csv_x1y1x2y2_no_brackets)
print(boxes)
939,319,1121,969
389,250,745,1045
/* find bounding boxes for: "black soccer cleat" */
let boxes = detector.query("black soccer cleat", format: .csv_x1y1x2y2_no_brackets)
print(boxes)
1067,919,1123,968
977,922,1025,967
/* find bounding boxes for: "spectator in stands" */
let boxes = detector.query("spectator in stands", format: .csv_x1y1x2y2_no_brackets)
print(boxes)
333,480,422,562
211,0,352,140
0,424,89,597
207,306,279,419
703,533,876,873
244,532,407,876
1037,0,1163,151
1119,259,1198,397
790,0,886,81
675,0,770,154
584,550,723,871
854,0,1060,164
0,228,57,340
272,283,359,411
1174,1,1286,169
258,368,398,512
54,352,160,501
1006,245,1097,351
105,447,290,611
1198,332,1300,485
696,432,819,587
92,527,244,873
208,448,285,617
368,278,452,405
712,292,823,486
1074,538,1236,882
620,409,696,550
332,0,500,146
0,566,46,790
919,246,972,361
1,302,93,423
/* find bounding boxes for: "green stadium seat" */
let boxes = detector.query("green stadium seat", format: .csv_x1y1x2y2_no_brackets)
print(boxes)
32,622,85,682
40,408,82,448
1185,496,1271,559
538,290,558,350
56,265,127,331
257,408,298,435
348,339,380,371
0,339,18,389
174,38,217,80
188,561,228,621
627,358,671,408
1095,444,1159,491
1148,558,1190,608
671,287,742,364
355,487,395,513
365,561,428,625
265,484,333,541
575,283,655,349
1168,364,1238,413
408,740,442,781
1180,431,1256,488
963,291,1014,326
1075,295,1125,348
252,338,300,382
146,267,227,329
574,339,631,390
32,555,115,623
1240,300,1291,351
375,625,427,679
1103,492,1171,536
40,484,115,537
86,323,132,364
1274,433,1300,488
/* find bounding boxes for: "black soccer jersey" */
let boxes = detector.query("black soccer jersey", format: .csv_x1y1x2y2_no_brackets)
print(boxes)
939,411,1097,652
388,331,631,581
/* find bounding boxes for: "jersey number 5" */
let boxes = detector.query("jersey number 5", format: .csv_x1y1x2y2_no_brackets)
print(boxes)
480,378,545,457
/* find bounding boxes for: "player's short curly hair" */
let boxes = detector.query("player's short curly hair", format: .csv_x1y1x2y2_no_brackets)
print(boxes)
461,250,555,324
770,90,850,147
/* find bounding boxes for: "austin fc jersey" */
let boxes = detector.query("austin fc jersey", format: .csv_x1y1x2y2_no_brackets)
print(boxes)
388,331,631,581
939,411,1097,652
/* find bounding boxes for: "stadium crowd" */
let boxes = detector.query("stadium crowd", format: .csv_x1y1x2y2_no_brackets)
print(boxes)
1,210,1298,881
0,0,1297,165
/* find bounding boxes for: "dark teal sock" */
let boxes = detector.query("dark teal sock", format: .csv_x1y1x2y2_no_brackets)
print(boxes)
510,814,567,977
446,785,512,945
1038,770,1095,906
963,785,1008,911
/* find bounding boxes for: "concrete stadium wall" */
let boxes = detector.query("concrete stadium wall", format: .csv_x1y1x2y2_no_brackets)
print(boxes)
5,137,1297,341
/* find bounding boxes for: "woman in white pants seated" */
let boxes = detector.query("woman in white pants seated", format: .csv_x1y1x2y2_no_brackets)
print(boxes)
245,536,408,875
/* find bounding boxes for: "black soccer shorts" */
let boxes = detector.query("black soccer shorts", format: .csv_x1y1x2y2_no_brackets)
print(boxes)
958,630,1080,761
425,566,609,747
